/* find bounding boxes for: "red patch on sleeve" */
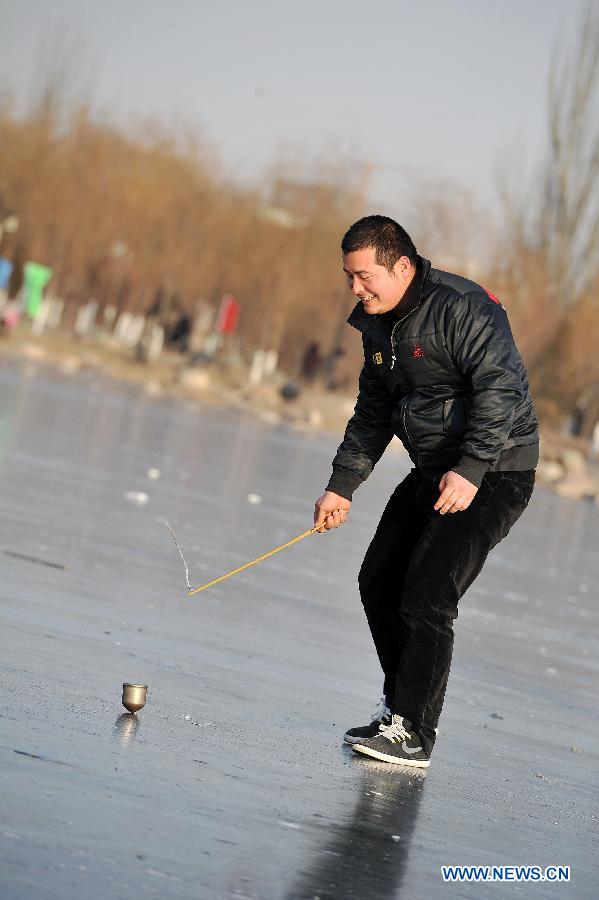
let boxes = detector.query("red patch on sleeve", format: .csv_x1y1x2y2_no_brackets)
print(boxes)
483,286,501,304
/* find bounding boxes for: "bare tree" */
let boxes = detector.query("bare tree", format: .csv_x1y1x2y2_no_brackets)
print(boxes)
492,3,599,430
537,2,599,305
407,177,490,277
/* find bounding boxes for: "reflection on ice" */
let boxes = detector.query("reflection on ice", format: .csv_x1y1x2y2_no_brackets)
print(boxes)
113,713,140,747
285,761,426,900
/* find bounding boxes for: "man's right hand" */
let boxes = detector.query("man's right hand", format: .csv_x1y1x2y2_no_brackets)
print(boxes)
313,491,351,532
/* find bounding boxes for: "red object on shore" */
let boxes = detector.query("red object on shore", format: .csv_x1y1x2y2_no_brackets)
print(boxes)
216,295,239,334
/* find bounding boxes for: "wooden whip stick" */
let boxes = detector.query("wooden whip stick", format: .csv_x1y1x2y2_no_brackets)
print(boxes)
187,524,323,596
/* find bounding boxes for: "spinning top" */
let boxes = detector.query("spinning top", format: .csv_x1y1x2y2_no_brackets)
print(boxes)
122,683,148,713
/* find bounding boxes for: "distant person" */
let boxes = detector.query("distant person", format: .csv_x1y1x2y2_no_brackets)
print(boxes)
0,257,13,309
300,341,323,384
168,310,192,353
326,344,350,392
313,215,539,768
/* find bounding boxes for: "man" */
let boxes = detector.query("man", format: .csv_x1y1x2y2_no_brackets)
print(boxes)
313,215,538,768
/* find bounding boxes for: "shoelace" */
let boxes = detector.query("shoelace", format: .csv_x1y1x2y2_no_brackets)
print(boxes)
377,719,411,744
370,696,391,723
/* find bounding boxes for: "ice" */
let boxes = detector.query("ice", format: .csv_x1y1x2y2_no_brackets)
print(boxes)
1,361,597,899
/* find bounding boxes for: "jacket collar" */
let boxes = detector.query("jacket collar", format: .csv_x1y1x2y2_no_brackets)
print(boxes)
347,256,431,333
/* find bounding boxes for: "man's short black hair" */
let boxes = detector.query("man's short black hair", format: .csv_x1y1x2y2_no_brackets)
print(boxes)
341,215,418,270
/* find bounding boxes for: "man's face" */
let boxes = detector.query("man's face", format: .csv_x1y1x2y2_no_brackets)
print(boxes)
342,247,415,315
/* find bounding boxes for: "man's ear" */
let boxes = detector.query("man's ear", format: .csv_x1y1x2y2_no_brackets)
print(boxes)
394,255,413,278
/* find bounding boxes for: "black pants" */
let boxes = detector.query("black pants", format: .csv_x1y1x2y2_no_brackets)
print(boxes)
358,468,535,757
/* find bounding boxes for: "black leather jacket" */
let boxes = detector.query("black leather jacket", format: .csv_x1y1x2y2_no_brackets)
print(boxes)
327,257,539,499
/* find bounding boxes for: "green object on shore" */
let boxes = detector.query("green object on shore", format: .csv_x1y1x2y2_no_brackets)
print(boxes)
23,261,52,318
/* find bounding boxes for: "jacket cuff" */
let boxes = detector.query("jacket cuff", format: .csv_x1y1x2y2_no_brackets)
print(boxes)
452,454,490,488
325,466,364,501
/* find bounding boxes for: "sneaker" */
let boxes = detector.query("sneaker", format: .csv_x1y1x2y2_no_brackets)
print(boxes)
352,714,430,767
343,697,391,746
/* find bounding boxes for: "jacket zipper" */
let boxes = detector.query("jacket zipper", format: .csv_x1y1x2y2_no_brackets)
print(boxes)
390,307,418,370
389,301,421,464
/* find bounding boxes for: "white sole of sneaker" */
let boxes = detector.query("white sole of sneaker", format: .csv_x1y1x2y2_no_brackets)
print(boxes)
352,743,430,767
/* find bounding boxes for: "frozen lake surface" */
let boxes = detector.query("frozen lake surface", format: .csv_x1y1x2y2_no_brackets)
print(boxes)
1,360,598,898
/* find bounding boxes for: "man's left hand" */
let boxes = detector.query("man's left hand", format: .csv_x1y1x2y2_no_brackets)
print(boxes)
434,471,478,514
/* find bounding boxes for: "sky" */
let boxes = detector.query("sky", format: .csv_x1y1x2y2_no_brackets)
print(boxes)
0,0,586,214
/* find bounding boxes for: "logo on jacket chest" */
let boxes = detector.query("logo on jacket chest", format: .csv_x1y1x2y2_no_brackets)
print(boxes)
372,343,427,368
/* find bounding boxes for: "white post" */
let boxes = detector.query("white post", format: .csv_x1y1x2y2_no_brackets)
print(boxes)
249,349,266,385
146,324,164,361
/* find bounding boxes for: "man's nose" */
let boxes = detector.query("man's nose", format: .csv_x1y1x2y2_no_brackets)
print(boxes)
351,278,363,295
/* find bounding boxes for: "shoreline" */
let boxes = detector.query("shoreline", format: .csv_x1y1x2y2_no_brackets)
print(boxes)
0,327,358,435
2,327,598,504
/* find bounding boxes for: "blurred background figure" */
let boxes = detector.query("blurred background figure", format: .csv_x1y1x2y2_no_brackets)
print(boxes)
300,341,323,384
0,257,13,309
326,344,350,392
